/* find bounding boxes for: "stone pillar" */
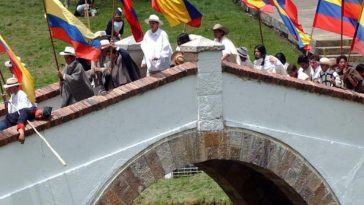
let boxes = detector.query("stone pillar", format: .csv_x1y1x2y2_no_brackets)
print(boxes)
181,37,224,131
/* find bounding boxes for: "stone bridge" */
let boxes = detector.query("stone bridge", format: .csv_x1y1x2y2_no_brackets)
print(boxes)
0,37,364,205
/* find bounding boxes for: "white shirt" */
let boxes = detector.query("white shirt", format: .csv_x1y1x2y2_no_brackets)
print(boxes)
141,28,172,72
253,55,286,75
8,90,33,114
298,66,314,81
214,36,240,65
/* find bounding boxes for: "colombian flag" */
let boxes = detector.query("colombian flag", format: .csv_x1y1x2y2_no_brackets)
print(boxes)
351,2,364,56
272,0,311,50
45,0,101,61
241,0,274,12
121,0,144,42
0,35,35,103
313,0,362,37
152,0,203,27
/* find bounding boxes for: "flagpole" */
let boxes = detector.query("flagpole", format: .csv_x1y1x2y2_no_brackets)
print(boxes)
0,70,6,103
42,0,60,72
258,9,264,45
111,0,116,44
84,0,91,29
340,1,344,55
183,24,187,33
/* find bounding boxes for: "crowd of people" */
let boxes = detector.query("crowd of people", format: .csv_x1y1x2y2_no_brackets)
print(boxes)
1,8,364,144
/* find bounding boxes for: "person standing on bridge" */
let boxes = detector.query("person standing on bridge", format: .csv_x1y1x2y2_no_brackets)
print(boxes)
57,46,94,107
212,24,240,64
141,14,172,76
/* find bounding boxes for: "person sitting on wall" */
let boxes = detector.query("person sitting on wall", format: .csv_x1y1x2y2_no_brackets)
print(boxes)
104,46,140,90
313,57,342,87
253,44,286,75
0,77,52,143
212,24,240,64
275,52,289,70
57,46,94,107
352,64,364,93
105,8,124,40
141,14,172,76
287,64,298,78
297,55,314,81
237,47,253,68
309,54,321,78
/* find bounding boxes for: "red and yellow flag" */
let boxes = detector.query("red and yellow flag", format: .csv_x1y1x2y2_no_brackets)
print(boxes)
0,34,35,103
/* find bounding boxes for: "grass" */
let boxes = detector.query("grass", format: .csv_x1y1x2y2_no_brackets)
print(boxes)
133,172,232,205
0,0,301,88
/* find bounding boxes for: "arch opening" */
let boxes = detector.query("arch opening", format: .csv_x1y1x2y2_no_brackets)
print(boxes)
94,128,339,205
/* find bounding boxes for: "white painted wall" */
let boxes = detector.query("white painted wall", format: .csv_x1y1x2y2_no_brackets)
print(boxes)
223,73,364,205
0,76,197,205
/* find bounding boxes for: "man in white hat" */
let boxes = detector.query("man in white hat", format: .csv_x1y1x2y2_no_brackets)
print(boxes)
141,14,172,75
212,24,240,64
4,56,24,77
58,46,94,107
106,8,124,39
90,39,111,94
313,57,342,87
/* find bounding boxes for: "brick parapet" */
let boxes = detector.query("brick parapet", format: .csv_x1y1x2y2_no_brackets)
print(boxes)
0,63,197,147
222,61,364,104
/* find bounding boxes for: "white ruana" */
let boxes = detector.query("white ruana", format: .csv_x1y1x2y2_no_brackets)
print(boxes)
141,28,172,73
253,55,287,75
214,36,241,65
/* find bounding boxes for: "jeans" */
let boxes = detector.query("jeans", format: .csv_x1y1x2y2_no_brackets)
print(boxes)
0,119,11,131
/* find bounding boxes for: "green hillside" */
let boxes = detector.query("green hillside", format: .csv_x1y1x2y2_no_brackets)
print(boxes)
0,0,301,88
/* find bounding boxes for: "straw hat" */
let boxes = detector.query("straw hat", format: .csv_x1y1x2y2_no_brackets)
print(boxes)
95,30,107,37
59,46,75,56
171,51,185,66
4,56,23,68
3,77,21,89
145,14,163,25
212,24,229,35
100,39,111,49
319,57,333,66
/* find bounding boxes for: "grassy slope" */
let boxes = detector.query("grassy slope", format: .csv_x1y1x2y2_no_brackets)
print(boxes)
133,172,232,205
0,0,300,88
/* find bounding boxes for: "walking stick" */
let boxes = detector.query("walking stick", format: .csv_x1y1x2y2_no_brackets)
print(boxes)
7,100,67,166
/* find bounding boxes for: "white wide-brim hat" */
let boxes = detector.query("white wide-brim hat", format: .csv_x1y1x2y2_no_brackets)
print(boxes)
59,46,75,56
145,14,163,25
4,56,24,68
3,77,21,89
319,57,333,66
100,39,111,49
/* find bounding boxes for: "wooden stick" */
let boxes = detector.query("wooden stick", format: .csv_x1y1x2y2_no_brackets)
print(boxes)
183,24,187,33
258,9,264,45
7,100,66,166
42,0,60,71
110,0,116,43
27,120,67,166
85,0,91,29
340,1,344,55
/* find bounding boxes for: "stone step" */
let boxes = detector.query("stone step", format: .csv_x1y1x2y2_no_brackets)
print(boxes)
315,46,351,55
315,39,352,47
324,54,364,63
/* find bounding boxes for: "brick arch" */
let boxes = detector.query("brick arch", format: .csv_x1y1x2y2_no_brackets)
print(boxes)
93,127,340,205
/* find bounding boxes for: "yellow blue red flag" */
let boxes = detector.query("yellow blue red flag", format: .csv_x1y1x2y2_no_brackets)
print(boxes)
152,0,203,27
241,0,274,12
45,0,101,61
272,0,311,50
0,34,36,103
351,2,364,56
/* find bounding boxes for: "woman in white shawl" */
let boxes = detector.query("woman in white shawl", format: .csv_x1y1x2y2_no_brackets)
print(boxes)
253,44,286,75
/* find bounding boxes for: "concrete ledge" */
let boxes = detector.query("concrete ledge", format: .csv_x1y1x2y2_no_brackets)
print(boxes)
222,61,364,105
0,63,198,147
